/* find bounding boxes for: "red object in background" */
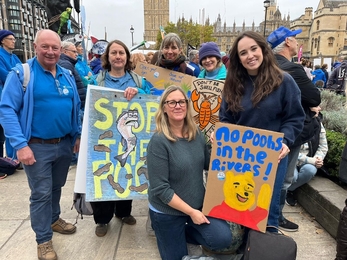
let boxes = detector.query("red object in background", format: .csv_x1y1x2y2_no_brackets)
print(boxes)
90,36,98,44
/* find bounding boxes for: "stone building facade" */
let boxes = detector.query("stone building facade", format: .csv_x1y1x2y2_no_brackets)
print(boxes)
0,0,81,62
292,0,347,62
143,0,347,62
213,0,347,62
212,0,290,53
0,0,48,61
143,0,169,42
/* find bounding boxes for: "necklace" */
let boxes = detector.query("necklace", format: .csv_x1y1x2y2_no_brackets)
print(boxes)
248,75,256,86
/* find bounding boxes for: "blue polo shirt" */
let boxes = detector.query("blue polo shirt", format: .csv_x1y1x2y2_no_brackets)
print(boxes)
31,59,74,139
104,71,137,90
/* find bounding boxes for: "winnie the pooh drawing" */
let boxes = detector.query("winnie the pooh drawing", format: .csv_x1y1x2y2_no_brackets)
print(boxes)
209,171,271,231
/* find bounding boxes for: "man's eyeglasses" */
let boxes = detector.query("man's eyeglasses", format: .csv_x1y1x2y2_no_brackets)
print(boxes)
164,99,188,108
4,37,16,42
65,49,78,54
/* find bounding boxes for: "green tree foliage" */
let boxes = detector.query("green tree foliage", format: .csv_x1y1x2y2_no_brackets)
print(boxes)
320,90,347,177
155,18,215,53
325,130,346,177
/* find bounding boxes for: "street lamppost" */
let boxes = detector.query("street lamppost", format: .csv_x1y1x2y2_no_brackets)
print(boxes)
130,25,134,46
263,0,270,37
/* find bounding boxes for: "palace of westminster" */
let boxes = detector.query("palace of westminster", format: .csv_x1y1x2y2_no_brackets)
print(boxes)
0,0,346,63
144,0,347,63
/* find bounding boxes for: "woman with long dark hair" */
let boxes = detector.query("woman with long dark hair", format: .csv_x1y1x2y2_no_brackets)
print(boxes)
220,31,305,231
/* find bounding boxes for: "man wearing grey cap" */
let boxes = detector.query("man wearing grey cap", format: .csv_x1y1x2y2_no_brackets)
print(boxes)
267,26,321,232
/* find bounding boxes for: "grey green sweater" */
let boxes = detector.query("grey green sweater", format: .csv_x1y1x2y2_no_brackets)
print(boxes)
147,131,210,216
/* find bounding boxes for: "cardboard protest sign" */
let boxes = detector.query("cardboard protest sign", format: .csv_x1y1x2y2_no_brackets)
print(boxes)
202,122,284,232
75,86,160,201
190,79,224,141
134,62,195,95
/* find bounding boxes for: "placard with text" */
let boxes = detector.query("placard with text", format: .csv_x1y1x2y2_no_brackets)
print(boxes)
134,62,195,95
202,122,284,232
76,86,160,201
190,79,224,142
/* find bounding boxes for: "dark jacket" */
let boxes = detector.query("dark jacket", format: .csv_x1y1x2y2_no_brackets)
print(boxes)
219,73,305,147
306,114,322,158
90,57,103,75
58,53,86,109
275,54,321,147
327,61,347,92
322,68,329,87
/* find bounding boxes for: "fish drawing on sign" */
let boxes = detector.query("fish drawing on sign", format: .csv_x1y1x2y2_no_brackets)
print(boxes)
114,110,139,167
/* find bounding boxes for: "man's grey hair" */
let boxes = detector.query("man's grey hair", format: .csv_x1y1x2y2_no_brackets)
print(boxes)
271,36,295,54
61,41,75,50
189,50,199,62
338,55,347,61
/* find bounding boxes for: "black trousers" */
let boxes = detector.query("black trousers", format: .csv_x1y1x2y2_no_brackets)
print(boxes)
91,200,132,224
0,125,5,157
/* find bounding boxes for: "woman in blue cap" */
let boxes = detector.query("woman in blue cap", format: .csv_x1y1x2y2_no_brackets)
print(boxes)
0,29,21,163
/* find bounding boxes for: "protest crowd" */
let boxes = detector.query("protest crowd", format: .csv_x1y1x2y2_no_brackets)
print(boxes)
0,15,346,260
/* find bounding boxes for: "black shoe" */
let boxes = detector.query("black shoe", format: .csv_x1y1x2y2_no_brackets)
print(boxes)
95,224,108,237
285,191,297,206
279,218,299,232
117,215,137,225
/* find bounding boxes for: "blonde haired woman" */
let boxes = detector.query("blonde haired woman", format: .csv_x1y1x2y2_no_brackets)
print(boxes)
130,52,147,70
147,85,233,260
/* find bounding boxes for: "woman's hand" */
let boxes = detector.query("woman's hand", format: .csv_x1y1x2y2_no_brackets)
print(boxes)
210,131,214,144
278,143,290,163
124,87,138,101
189,209,210,225
310,106,321,118
167,194,210,225
315,157,323,168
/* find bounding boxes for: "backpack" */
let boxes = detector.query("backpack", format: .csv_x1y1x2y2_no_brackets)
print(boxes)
0,157,20,176
71,193,93,222
22,63,30,91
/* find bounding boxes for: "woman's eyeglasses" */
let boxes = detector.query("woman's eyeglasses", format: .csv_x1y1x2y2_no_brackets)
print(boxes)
164,99,187,108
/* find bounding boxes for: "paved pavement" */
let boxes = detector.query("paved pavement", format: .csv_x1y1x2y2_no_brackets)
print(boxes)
0,167,337,260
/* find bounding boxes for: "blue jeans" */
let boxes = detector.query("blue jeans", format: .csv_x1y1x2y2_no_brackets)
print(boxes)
288,164,317,191
23,138,73,244
149,209,232,260
267,155,288,231
279,145,301,222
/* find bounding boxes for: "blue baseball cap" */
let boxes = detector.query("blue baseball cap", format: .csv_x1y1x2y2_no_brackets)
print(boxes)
267,26,302,49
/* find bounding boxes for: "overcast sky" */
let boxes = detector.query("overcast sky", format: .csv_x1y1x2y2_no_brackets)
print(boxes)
80,0,319,48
